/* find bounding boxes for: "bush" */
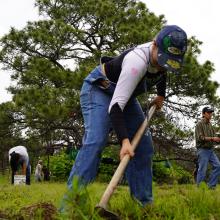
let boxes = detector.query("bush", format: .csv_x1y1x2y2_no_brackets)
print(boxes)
49,151,74,181
97,145,120,183
153,162,173,184
49,146,120,183
153,159,193,184
174,167,193,184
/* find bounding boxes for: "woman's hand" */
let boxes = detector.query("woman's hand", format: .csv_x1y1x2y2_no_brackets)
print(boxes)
120,138,135,160
149,95,165,110
212,137,220,142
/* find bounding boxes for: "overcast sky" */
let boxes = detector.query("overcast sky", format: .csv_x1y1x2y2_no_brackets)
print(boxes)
0,0,219,104
143,0,220,84
0,0,38,103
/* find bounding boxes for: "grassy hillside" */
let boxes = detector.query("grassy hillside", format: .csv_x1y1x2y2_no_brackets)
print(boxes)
0,175,220,219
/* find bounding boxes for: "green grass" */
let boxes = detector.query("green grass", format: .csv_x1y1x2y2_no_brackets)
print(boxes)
0,175,220,220
0,173,10,184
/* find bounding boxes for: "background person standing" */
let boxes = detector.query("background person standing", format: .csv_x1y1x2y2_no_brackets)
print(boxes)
42,165,50,181
35,160,43,182
195,107,220,188
8,145,31,185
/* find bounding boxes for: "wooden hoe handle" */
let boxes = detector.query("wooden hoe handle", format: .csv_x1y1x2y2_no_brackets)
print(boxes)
97,105,157,209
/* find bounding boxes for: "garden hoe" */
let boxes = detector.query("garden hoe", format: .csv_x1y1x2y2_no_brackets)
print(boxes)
95,105,157,219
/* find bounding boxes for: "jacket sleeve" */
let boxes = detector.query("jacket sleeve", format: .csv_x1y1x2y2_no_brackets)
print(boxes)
109,103,128,143
195,122,205,144
108,49,148,143
156,73,167,97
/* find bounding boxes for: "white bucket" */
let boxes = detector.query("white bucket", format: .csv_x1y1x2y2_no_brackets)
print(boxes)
14,175,26,185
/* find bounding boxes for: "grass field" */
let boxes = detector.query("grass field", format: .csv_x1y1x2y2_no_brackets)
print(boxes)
0,175,220,220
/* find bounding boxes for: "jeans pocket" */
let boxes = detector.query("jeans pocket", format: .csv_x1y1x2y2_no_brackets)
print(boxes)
99,81,116,96
83,65,117,96
94,79,110,89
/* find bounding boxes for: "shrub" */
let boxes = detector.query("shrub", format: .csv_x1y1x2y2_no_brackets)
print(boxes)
153,162,173,184
97,145,120,183
49,151,74,181
153,160,193,184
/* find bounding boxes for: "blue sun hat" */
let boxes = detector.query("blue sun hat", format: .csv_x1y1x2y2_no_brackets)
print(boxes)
156,25,187,73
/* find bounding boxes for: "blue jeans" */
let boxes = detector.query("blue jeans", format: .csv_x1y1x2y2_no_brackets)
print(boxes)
67,66,154,205
26,161,31,185
196,148,220,187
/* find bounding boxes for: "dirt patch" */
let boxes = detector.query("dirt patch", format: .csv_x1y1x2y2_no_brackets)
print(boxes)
20,202,57,220
0,202,57,220
0,210,8,219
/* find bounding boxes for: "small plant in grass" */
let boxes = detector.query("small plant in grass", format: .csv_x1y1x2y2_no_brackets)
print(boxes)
60,177,101,219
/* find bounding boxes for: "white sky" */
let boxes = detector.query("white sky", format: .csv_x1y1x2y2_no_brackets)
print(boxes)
143,0,220,93
0,0,219,104
0,0,38,103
